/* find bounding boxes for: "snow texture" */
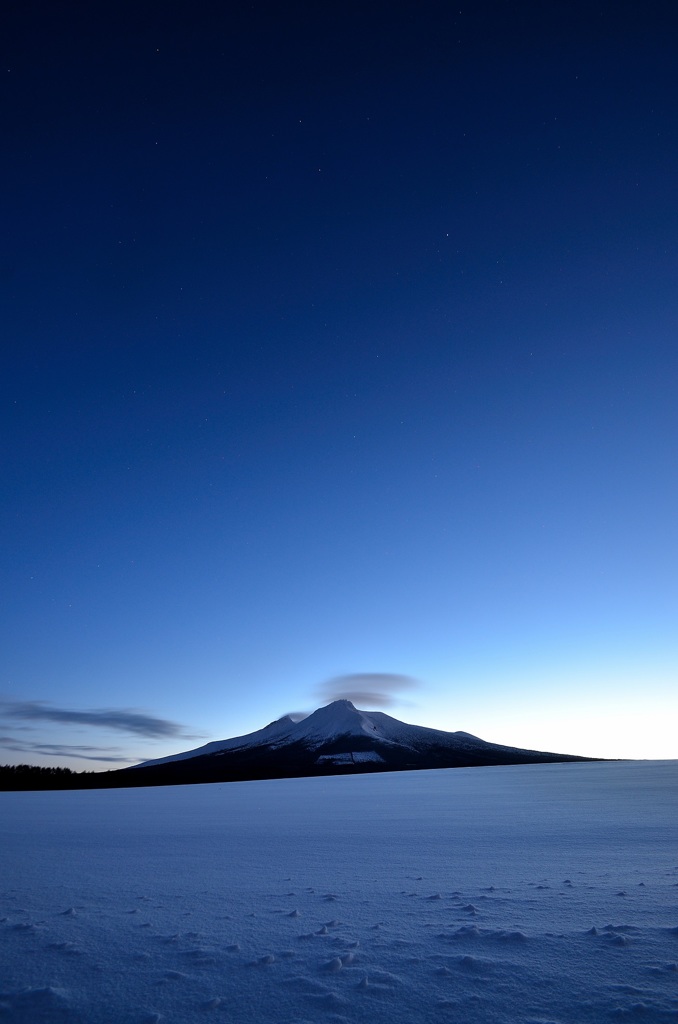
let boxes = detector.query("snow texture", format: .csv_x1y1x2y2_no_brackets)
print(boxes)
315,751,385,765
1,760,678,1023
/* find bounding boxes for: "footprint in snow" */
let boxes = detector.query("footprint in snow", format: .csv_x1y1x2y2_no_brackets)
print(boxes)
322,957,343,973
308,991,349,1009
458,955,480,969
48,941,81,955
281,975,329,994
495,930,528,943
366,970,400,987
647,962,677,974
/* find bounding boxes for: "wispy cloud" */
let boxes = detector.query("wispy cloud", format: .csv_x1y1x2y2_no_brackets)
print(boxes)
0,700,189,739
0,735,134,763
317,673,420,709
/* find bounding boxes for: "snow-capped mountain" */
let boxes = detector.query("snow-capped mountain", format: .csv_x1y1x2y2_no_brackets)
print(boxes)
134,700,491,769
125,701,595,786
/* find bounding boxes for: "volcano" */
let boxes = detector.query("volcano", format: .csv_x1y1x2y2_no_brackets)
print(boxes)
117,701,596,787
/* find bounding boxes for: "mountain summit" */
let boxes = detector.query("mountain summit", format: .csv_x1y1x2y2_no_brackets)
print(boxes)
123,701,595,786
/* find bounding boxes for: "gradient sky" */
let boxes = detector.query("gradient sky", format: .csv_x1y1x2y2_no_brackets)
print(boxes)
2,1,677,770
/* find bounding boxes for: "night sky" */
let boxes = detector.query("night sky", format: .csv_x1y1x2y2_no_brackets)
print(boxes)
2,1,677,769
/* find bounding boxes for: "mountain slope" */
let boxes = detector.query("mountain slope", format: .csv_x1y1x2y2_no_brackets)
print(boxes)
136,714,299,767
120,701,597,787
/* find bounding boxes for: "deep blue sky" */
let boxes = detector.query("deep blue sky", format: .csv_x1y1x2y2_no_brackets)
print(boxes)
2,1,676,768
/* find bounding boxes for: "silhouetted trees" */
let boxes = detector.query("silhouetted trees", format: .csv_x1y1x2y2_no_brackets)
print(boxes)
0,764,83,790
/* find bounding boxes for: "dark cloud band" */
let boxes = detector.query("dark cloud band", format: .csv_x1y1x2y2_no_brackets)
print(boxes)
0,700,187,739
0,735,133,763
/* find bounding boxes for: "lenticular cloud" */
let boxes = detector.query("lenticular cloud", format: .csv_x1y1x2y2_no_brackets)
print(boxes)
318,672,419,708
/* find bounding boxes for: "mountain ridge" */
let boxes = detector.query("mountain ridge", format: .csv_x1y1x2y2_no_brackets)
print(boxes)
133,700,507,769
123,700,598,785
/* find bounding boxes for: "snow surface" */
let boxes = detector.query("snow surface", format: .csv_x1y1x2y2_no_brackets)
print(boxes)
2,760,678,1024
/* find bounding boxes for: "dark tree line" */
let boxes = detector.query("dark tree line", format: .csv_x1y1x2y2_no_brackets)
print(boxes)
0,764,96,790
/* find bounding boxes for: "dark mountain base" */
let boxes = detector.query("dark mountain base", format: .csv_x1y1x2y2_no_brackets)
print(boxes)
1,740,600,791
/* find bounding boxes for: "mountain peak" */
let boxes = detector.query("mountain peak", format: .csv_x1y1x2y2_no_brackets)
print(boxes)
289,700,381,746
131,701,595,777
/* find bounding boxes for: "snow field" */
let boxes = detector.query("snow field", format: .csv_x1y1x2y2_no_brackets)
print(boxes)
1,760,677,1023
